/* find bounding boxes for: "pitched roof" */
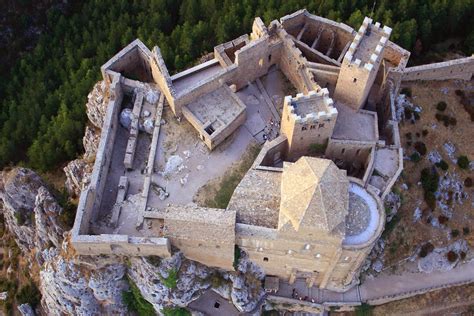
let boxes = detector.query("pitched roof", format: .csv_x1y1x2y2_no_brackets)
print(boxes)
280,157,349,232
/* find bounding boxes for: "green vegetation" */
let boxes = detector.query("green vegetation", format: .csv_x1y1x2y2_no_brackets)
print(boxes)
436,101,447,111
308,141,328,156
414,141,427,155
205,144,260,208
457,155,470,169
410,152,421,163
233,245,242,270
419,242,434,257
355,303,374,316
435,113,457,127
162,307,191,316
16,282,41,309
435,159,449,171
122,276,156,316
160,268,178,289
400,87,412,97
1,0,473,172
420,167,439,209
382,213,401,239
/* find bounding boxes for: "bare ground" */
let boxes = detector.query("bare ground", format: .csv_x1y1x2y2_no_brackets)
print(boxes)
383,79,473,267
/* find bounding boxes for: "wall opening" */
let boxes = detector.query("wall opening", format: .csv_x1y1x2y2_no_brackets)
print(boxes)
263,257,269,262
214,302,221,309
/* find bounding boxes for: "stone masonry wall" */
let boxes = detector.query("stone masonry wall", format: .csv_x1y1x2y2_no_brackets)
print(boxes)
402,56,474,81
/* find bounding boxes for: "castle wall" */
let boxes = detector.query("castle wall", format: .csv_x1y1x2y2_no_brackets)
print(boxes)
402,56,474,81
236,223,346,287
150,46,177,113
72,234,171,257
72,74,123,236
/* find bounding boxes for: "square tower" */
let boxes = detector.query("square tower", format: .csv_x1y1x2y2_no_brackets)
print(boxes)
333,17,392,111
280,89,338,160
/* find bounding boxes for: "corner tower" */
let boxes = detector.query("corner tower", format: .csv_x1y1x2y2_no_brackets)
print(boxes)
333,17,392,110
280,89,337,160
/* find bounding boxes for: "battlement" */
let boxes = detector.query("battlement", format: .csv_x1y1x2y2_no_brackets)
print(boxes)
344,17,392,72
284,88,338,124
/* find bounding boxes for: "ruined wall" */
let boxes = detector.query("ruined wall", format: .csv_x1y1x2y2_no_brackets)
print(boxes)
72,74,123,236
232,35,280,89
150,46,177,113
402,56,474,81
101,39,154,83
325,140,374,181
278,34,312,93
181,85,246,150
72,234,171,257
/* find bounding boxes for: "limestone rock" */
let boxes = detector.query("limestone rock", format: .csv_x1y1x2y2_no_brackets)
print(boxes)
33,187,64,251
64,159,92,197
128,253,211,312
18,304,35,316
83,125,101,160
0,168,45,253
40,247,127,315
86,81,108,128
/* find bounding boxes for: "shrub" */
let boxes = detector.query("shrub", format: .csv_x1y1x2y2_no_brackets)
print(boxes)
422,129,429,137
160,268,178,289
16,282,41,308
435,160,449,171
122,277,155,316
465,177,473,187
308,141,327,155
404,108,412,120
463,227,470,235
438,215,449,224
450,229,460,238
413,112,420,120
436,101,447,111
457,155,470,169
419,242,434,257
405,132,412,139
455,89,465,97
401,87,412,97
414,142,427,155
449,117,457,126
355,303,374,316
233,245,241,269
162,307,191,316
446,251,458,262
460,251,467,260
15,212,25,226
420,168,439,194
146,256,161,267
410,152,421,163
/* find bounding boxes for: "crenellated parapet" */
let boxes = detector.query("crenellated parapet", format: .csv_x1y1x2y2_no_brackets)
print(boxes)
344,17,392,72
284,89,338,124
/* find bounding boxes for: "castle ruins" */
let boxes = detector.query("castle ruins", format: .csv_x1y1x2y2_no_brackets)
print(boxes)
71,10,474,292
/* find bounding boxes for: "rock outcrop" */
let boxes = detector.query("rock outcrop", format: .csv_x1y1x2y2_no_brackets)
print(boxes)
64,81,107,197
40,247,128,315
86,81,108,129
0,168,63,254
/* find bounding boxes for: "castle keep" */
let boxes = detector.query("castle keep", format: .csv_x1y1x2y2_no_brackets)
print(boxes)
71,10,474,292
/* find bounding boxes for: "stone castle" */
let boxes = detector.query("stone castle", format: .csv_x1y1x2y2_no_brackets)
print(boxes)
71,10,474,292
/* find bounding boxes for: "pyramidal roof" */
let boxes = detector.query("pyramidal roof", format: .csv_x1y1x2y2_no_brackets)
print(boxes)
280,157,349,232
